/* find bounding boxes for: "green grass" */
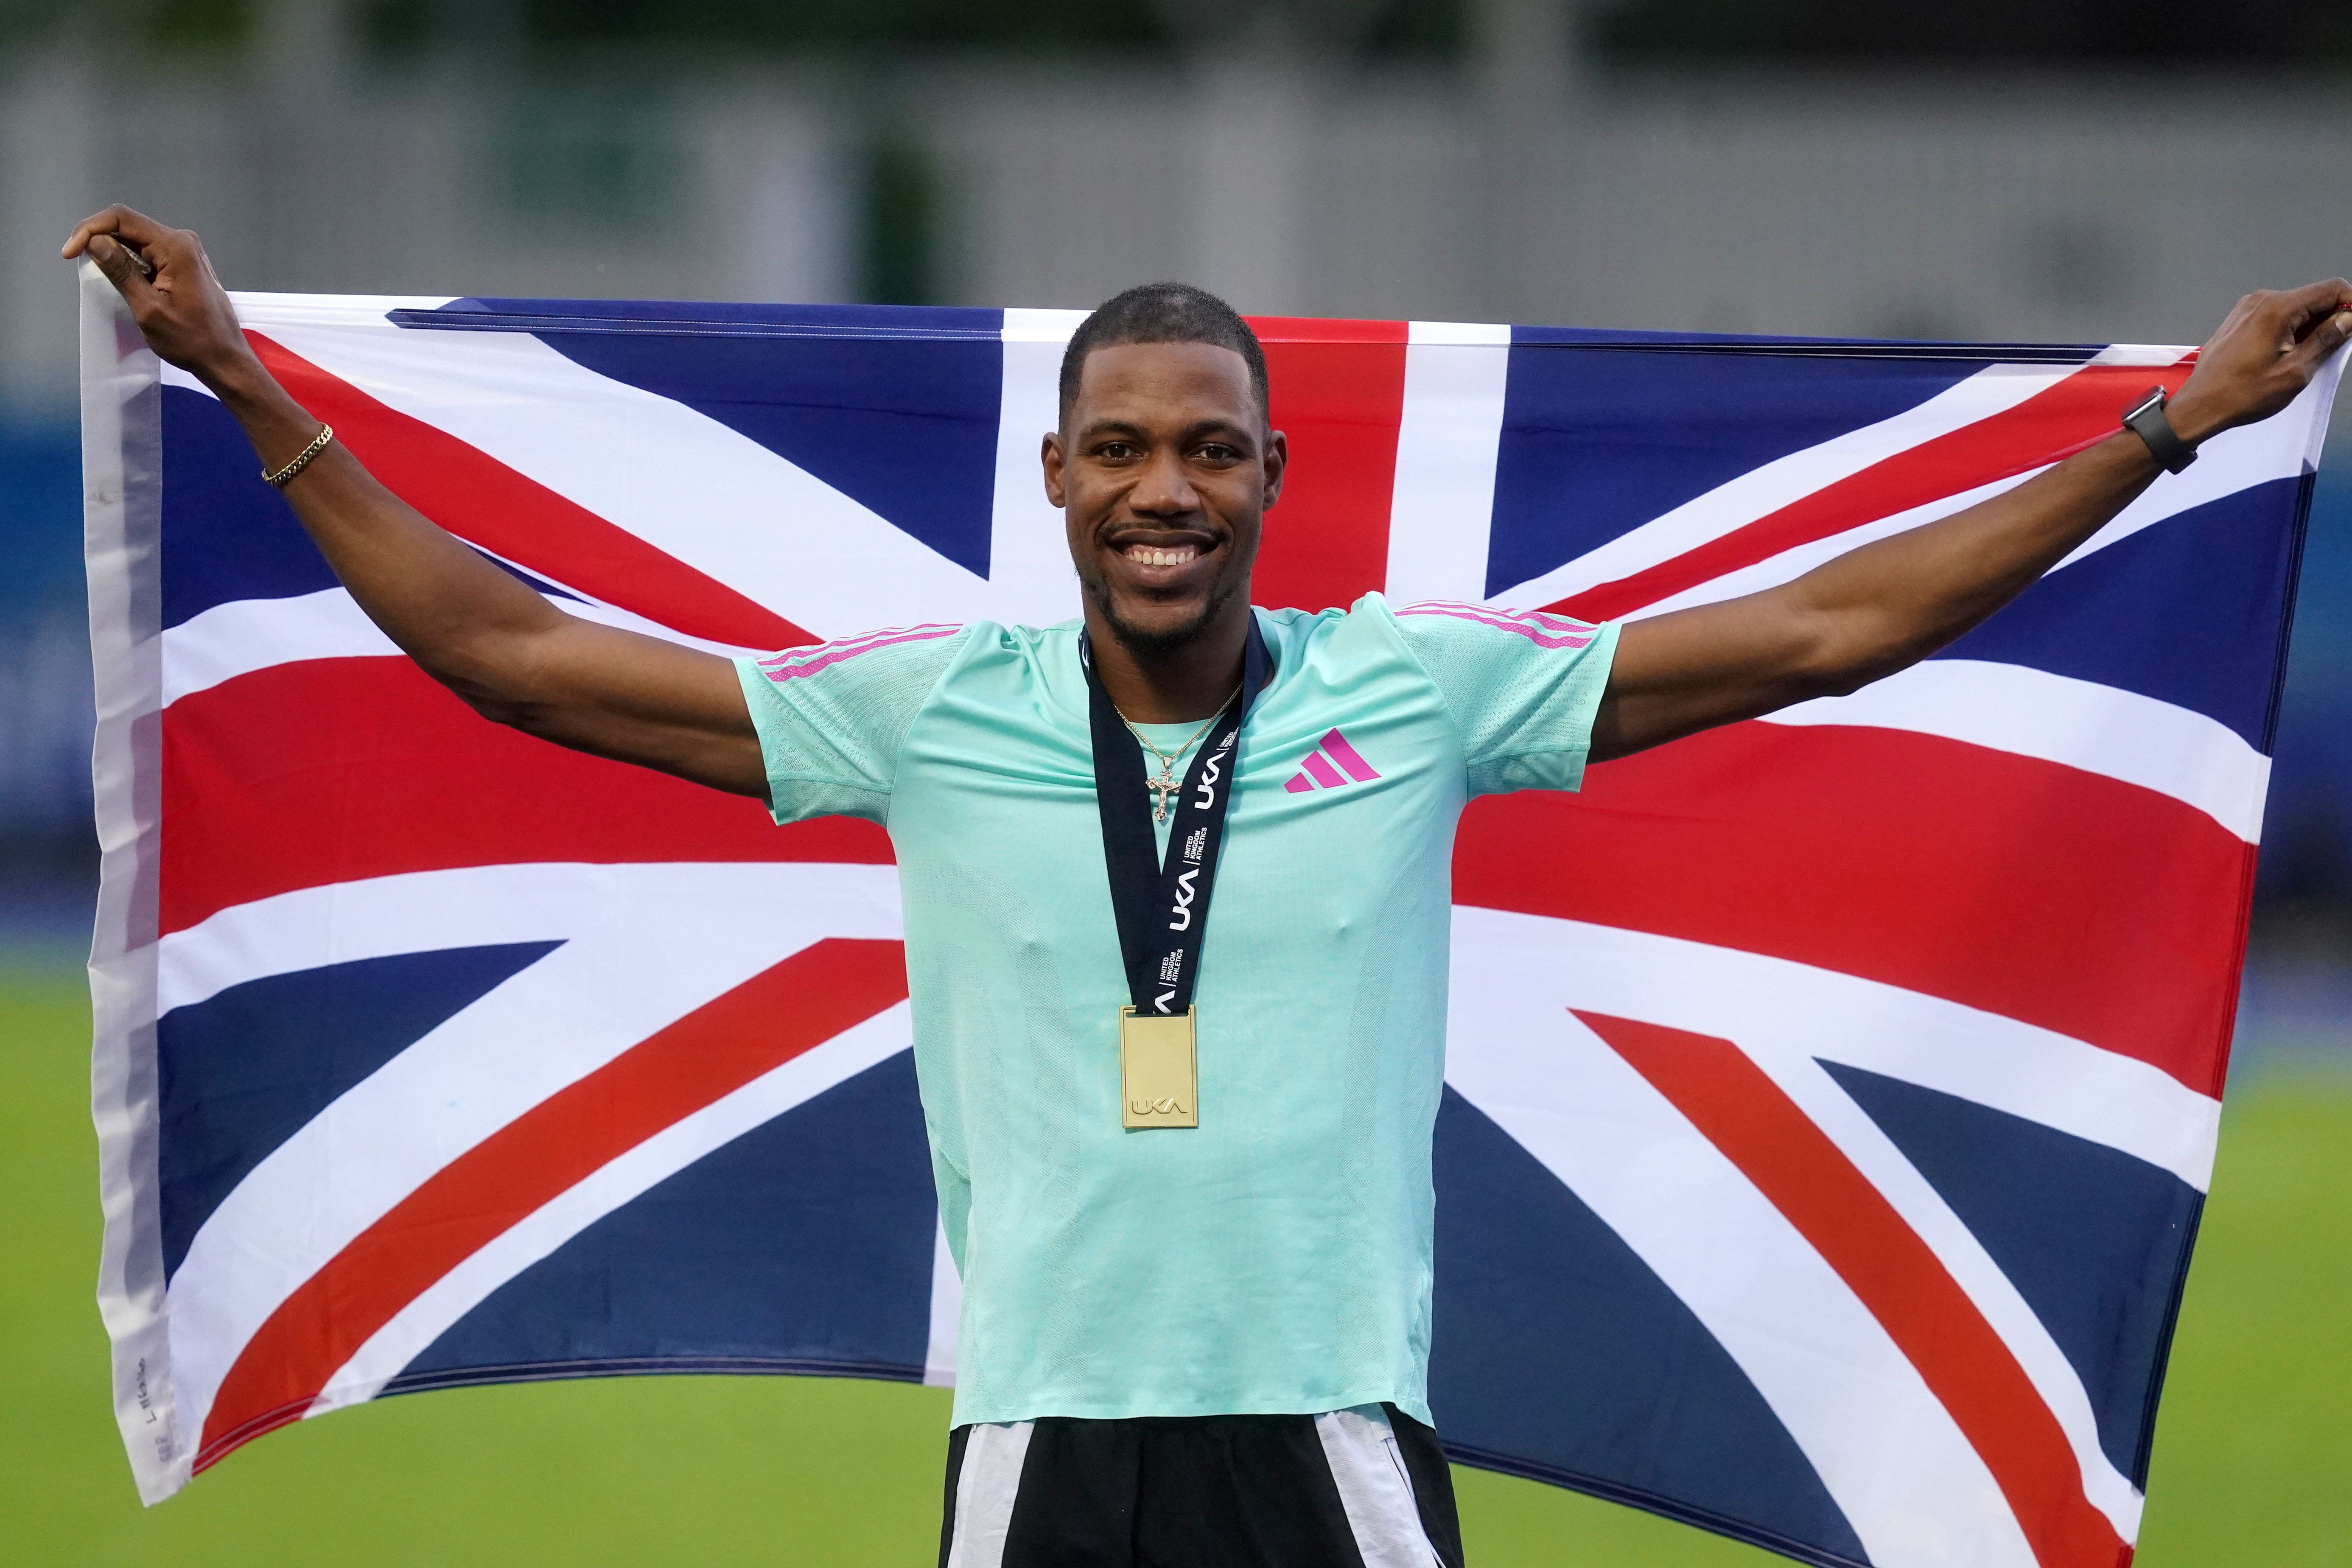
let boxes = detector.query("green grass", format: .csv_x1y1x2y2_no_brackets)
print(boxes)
3,966,2346,1566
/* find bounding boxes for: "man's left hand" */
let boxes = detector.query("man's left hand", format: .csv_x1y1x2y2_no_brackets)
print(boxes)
2167,278,2352,445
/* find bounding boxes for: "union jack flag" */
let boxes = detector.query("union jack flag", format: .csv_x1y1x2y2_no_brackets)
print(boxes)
81,269,2335,1568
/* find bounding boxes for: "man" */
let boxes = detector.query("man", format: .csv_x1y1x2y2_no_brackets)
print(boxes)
65,204,2348,1567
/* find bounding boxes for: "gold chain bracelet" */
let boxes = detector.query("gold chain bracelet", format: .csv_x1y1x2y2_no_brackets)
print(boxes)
262,423,334,489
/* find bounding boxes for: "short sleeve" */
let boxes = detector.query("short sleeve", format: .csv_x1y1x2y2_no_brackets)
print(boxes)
732,624,970,825
1390,602,1620,795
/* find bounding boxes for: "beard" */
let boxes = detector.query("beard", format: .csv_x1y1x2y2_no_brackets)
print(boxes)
1082,568,1244,661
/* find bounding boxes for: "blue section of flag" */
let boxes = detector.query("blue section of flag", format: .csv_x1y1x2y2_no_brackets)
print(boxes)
386,1048,937,1387
1430,1088,1870,1568
1822,1063,2204,1486
1487,334,1998,599
1938,475,2307,752
157,941,563,1281
416,298,1005,578
161,386,339,629
417,299,1001,338
477,552,584,600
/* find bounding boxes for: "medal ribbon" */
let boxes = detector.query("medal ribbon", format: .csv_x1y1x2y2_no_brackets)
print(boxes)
1083,616,1274,1015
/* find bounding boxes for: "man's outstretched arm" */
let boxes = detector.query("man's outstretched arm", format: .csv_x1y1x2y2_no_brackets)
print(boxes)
64,205,769,799
1589,280,2352,764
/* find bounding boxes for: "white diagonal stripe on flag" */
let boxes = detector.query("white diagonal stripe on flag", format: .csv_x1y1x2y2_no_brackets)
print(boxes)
1758,658,2271,843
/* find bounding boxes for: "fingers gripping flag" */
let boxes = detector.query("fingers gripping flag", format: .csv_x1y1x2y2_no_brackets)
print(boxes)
81,267,2336,1568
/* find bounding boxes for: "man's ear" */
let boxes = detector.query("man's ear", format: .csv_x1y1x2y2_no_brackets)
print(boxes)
1041,430,1067,508
1261,428,1288,510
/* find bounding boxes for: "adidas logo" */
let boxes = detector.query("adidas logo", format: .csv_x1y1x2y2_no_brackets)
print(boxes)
1284,728,1382,793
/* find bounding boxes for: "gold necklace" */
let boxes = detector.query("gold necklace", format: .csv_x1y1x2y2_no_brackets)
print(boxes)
1119,687,1240,824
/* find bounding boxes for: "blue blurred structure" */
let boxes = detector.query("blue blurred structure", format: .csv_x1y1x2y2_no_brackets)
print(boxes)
0,415,91,953
2235,466,2352,1071
2265,471,2352,910
2,405,2349,1060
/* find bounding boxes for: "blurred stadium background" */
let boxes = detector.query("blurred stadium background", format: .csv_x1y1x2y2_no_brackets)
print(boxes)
1,2,2345,1563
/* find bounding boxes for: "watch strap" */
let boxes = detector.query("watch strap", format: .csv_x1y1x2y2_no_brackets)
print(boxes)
2122,386,2197,474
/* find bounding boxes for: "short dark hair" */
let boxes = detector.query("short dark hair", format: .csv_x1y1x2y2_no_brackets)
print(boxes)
1057,282,1268,427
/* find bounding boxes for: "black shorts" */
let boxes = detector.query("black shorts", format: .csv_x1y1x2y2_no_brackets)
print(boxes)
938,1403,1465,1568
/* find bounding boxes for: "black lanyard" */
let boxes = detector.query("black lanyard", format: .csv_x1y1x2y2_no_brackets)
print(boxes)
1083,617,1274,1016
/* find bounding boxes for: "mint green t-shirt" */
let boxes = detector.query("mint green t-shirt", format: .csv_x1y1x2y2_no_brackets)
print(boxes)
735,594,1618,1428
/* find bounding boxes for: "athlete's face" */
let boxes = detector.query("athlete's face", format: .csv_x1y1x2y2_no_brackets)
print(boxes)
1045,341,1286,657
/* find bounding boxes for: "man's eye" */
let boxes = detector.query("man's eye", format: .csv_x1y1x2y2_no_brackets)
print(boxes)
1099,442,1136,459
1196,445,1238,462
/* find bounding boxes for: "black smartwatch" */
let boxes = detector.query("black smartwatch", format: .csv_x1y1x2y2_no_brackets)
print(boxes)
2122,386,2197,474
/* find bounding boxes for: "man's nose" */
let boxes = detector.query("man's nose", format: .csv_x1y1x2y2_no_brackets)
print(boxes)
1128,448,1199,517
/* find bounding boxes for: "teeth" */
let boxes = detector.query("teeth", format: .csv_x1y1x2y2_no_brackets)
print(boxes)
1126,545,1198,567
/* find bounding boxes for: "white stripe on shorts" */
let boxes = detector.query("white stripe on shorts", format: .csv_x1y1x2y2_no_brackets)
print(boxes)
1313,1405,1447,1568
943,1421,1035,1568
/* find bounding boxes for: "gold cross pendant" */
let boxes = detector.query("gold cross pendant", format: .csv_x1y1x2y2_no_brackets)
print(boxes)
1148,767,1179,823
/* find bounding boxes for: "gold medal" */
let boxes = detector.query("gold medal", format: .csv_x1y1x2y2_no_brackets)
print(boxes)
1120,1006,1198,1128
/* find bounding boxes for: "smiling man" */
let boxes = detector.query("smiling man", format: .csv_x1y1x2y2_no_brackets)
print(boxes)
66,203,2352,1568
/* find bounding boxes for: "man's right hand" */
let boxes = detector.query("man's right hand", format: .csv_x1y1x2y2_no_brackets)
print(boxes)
64,205,259,386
